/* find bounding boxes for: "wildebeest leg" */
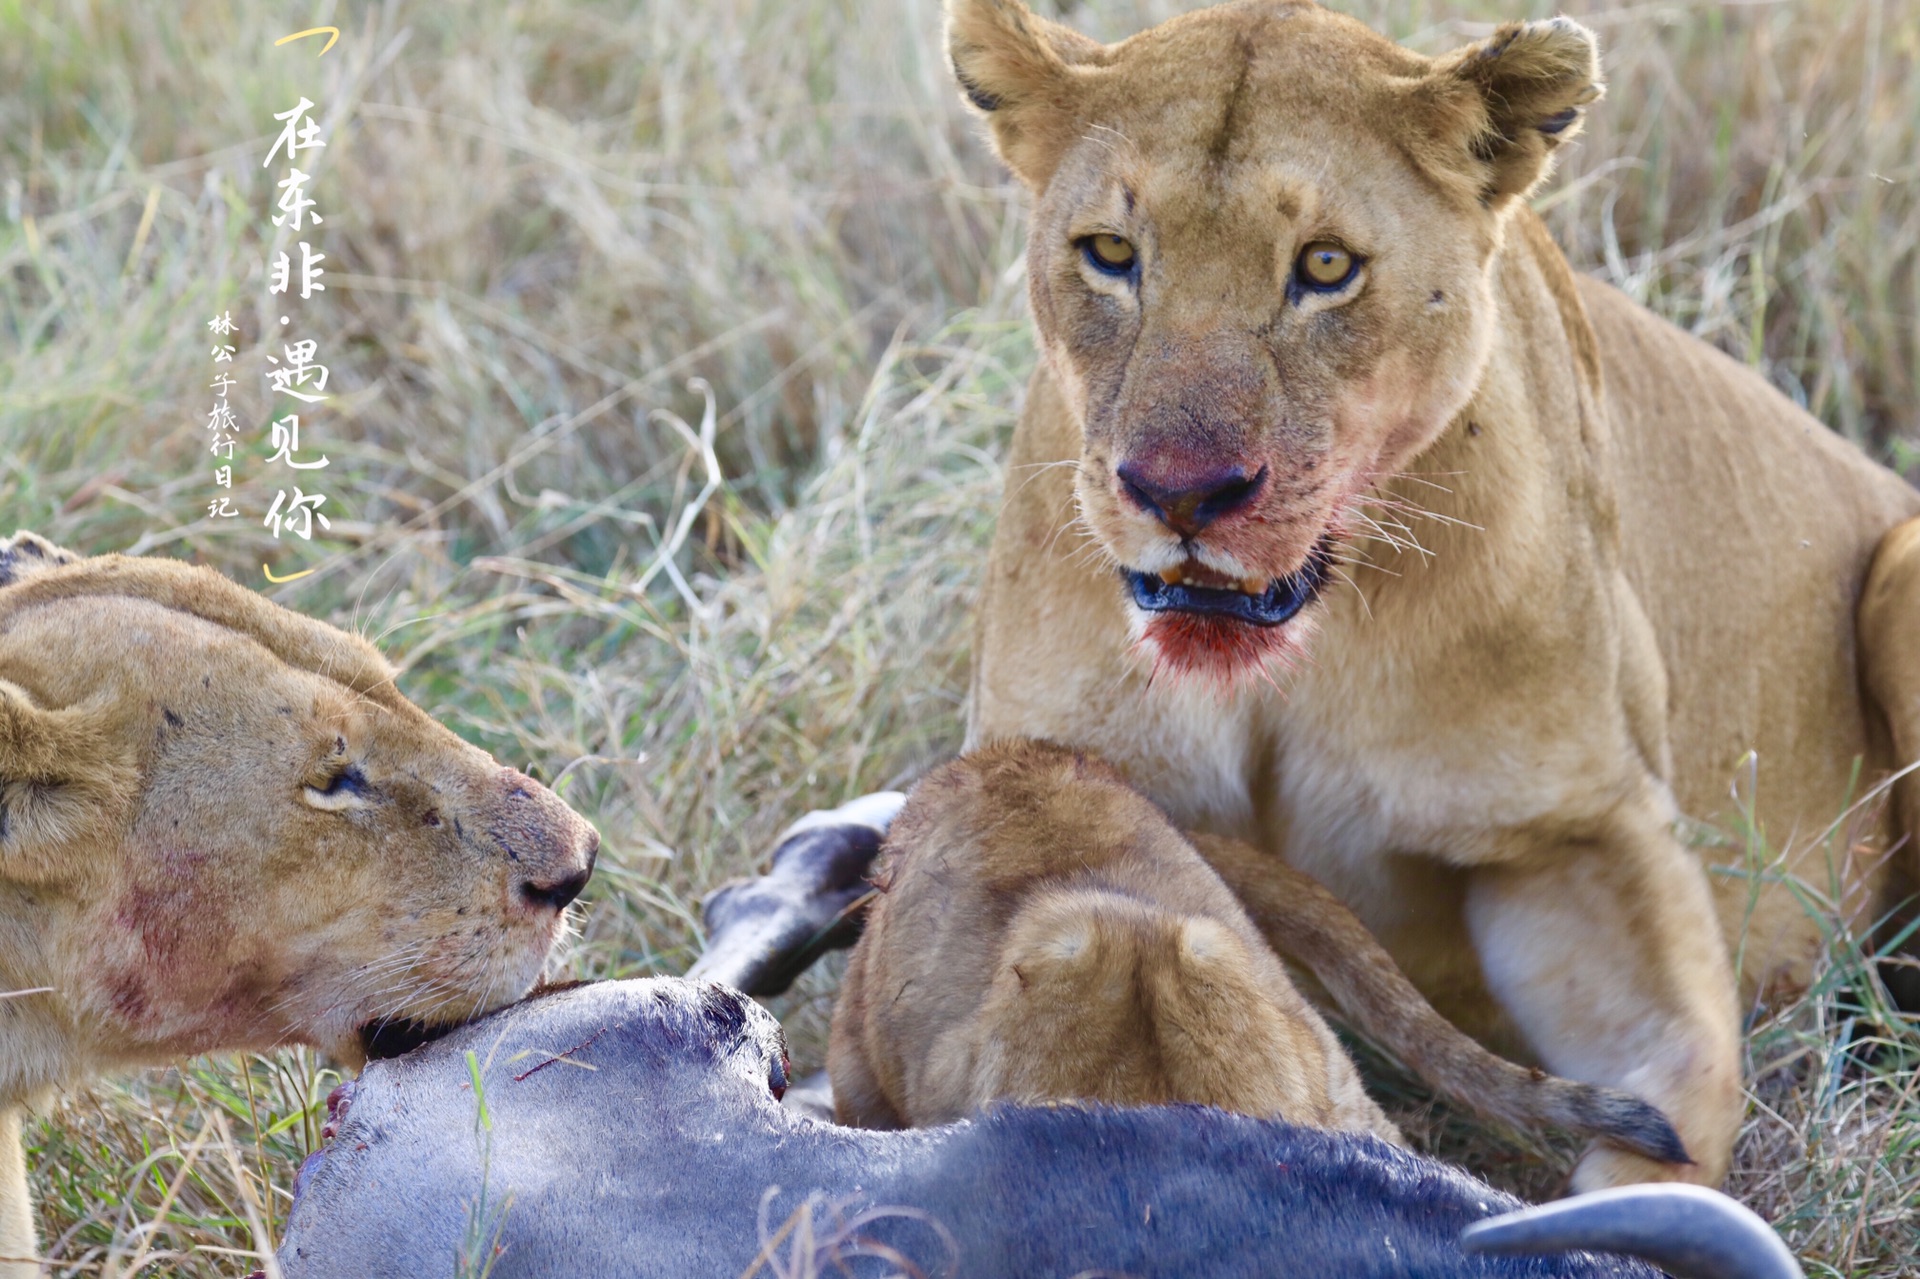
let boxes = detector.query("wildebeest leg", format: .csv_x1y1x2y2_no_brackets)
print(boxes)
687,791,906,996
0,1107,35,1278
1856,514,1920,1008
1463,800,1741,1192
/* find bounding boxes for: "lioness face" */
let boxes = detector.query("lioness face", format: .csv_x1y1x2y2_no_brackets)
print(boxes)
950,0,1600,678
5,587,597,1073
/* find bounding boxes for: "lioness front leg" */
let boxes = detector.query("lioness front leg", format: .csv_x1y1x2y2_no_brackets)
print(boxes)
0,1107,34,1278
1463,801,1741,1191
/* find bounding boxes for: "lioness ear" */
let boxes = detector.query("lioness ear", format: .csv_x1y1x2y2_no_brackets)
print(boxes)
1421,16,1603,206
945,0,1105,187
0,680,137,873
0,531,80,590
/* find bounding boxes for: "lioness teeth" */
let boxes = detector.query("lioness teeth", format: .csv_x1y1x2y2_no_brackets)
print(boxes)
1157,565,1269,595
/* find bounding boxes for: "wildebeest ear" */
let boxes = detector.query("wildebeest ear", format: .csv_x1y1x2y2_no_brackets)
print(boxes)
0,680,137,874
1419,17,1603,206
945,0,1106,188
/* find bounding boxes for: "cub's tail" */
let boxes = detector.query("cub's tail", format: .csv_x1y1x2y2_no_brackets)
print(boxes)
1193,833,1689,1165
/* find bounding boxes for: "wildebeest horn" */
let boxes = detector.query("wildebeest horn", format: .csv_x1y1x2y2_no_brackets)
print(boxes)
1460,1183,1802,1279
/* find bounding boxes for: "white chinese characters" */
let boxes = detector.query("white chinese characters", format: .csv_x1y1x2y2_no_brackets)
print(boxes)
261,93,338,544
205,310,241,519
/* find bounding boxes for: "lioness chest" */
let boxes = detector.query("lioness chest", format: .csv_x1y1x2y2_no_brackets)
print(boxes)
970,268,1919,1010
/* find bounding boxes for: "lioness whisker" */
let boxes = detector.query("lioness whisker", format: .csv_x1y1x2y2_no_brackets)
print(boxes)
1325,566,1374,621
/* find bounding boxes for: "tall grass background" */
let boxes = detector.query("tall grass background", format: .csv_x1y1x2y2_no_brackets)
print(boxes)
1,0,1915,1274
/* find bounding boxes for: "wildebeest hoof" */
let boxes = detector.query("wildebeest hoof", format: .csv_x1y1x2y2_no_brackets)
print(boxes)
687,791,906,995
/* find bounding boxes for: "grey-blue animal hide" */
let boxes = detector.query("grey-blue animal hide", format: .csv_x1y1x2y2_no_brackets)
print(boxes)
278,979,1657,1279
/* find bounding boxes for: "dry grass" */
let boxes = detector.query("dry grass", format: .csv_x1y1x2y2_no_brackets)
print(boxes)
2,0,1916,1274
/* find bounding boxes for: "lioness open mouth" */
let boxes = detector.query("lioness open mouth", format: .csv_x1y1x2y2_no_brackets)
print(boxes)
357,1016,457,1062
1123,537,1333,628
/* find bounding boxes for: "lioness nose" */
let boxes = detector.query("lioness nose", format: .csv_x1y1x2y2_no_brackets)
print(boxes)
519,866,592,912
519,828,595,911
1116,462,1266,538
492,770,600,912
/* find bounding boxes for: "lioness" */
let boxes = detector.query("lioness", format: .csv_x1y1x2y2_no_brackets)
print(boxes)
0,532,599,1272
951,0,1920,1190
830,740,1686,1171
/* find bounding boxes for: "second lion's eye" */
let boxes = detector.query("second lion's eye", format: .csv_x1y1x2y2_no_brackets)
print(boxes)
321,765,369,796
1082,234,1137,276
1296,241,1360,291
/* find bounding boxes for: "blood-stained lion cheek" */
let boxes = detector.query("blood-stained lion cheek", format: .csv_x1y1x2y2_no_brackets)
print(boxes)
1344,290,1496,475
93,846,261,1049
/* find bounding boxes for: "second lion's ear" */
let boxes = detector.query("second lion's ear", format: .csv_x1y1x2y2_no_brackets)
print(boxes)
1417,17,1604,207
0,681,138,880
945,0,1105,188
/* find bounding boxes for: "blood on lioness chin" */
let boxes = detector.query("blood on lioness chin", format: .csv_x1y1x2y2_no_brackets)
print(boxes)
1139,611,1311,689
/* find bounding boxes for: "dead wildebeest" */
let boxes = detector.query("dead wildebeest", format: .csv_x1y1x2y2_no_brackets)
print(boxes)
275,979,1799,1279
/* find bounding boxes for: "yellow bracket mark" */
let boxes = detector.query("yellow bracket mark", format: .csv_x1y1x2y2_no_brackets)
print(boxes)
275,26,341,55
263,563,317,584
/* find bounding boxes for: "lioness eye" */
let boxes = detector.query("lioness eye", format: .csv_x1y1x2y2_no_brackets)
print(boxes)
1082,234,1137,275
320,765,368,796
304,763,372,812
1296,242,1358,290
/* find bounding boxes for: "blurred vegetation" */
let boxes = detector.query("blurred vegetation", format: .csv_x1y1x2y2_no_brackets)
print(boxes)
1,0,1915,1274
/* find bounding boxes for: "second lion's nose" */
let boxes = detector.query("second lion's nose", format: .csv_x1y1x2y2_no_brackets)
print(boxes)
1116,462,1267,538
518,866,592,912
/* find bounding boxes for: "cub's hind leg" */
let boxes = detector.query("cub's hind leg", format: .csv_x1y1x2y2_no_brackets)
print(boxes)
826,947,906,1130
1856,514,1920,1005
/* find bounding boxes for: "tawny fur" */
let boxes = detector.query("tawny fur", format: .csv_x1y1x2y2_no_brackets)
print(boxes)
950,0,1920,1192
0,533,599,1273
829,741,1687,1172
831,742,1393,1136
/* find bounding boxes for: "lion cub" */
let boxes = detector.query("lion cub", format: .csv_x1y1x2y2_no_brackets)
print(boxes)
830,741,1686,1164
830,741,1391,1133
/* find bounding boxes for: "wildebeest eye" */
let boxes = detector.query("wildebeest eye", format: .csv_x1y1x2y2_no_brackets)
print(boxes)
1081,233,1137,276
1296,241,1360,290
